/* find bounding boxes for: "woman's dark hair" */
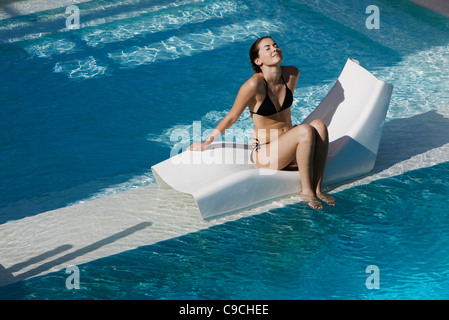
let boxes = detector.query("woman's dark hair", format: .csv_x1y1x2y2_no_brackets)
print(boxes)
249,36,273,73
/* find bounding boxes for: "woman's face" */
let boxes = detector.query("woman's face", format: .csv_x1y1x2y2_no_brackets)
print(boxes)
255,38,283,69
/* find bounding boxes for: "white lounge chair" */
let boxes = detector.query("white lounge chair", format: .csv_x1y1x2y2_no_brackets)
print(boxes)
151,59,393,219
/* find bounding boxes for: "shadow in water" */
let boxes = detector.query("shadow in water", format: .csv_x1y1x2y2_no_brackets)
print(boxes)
322,108,449,190
7,244,73,273
374,110,449,173
0,1,24,20
0,221,152,287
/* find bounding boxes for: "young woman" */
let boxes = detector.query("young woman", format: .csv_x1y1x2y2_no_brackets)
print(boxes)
189,36,336,210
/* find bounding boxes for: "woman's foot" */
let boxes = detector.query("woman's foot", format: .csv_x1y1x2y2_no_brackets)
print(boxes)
300,192,323,210
317,192,336,206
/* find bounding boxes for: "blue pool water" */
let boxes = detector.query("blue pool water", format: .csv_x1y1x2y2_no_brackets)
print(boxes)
2,162,449,299
1,0,449,299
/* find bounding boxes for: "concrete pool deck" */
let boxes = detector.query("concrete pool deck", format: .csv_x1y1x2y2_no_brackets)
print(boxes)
409,0,449,18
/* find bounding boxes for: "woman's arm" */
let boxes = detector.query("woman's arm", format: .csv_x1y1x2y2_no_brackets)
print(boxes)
189,78,257,151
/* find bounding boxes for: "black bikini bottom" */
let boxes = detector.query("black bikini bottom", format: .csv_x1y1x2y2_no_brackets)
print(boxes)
250,138,270,164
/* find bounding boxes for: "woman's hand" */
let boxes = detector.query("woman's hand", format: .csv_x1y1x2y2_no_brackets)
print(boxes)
188,141,210,151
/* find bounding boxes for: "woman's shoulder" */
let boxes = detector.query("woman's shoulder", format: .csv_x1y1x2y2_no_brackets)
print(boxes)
243,73,266,91
282,65,300,77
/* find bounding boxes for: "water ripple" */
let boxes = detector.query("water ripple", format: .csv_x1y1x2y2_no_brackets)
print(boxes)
82,1,247,47
108,19,284,67
25,39,76,58
53,56,107,80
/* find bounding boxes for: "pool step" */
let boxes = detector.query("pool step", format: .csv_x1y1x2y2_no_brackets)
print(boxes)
16,0,282,80
81,0,246,48
107,19,283,68
0,0,206,44
0,0,91,20
47,17,282,80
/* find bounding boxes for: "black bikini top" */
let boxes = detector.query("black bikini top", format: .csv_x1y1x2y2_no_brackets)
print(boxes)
250,75,293,117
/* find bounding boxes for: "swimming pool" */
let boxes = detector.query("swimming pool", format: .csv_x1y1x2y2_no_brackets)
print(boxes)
1,0,449,299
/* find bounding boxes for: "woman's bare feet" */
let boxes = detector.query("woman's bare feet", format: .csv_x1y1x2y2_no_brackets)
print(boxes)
300,192,323,210
317,193,336,206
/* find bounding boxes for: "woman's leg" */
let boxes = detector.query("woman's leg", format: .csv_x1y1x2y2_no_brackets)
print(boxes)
255,124,323,210
308,120,336,206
